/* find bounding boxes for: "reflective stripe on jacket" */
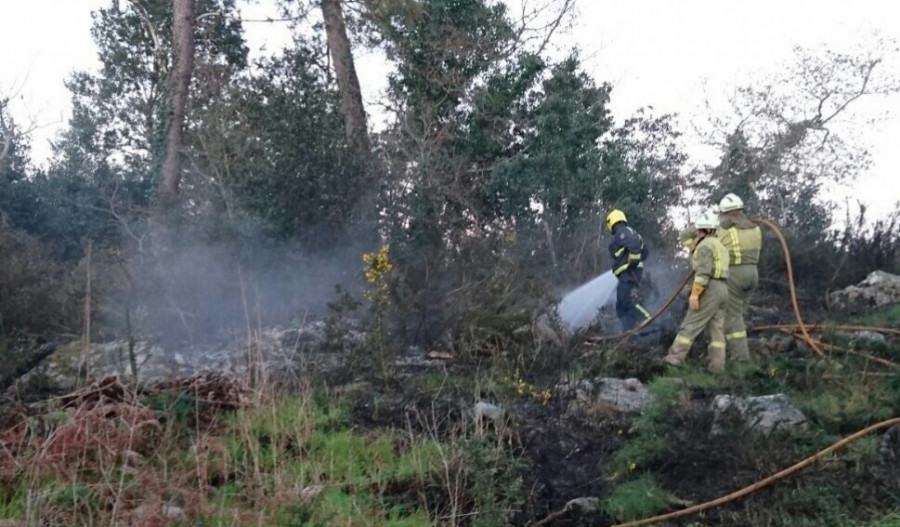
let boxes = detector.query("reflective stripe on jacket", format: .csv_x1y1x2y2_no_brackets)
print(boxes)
609,224,649,277
717,219,762,266
692,235,729,286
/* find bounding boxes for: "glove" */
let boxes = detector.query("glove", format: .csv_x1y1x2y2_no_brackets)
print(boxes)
689,283,705,312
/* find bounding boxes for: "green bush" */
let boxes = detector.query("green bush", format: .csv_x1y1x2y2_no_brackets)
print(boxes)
611,377,687,473
602,474,669,522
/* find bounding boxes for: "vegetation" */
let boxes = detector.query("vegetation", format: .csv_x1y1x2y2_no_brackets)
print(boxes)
0,0,899,526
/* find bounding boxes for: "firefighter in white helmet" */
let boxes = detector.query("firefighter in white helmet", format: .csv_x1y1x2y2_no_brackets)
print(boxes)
664,210,729,372
716,193,763,361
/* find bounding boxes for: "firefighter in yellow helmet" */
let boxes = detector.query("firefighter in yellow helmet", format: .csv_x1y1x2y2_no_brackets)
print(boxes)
664,211,729,372
605,209,651,330
716,193,763,361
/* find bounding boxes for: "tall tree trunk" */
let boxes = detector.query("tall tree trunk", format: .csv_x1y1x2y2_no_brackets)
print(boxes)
321,0,370,157
159,0,195,198
0,103,14,182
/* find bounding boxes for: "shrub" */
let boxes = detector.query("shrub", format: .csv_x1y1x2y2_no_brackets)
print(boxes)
602,474,669,522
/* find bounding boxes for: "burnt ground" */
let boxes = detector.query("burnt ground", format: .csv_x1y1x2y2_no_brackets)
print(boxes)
335,319,900,526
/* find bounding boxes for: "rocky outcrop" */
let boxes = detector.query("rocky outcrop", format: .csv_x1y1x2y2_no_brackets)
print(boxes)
30,321,365,389
829,271,900,312
560,377,655,416
711,393,807,436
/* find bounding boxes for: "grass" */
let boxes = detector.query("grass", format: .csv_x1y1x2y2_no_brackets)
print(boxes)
602,474,670,522
0,389,452,527
856,304,900,329
792,371,900,434
0,484,25,519
610,377,687,474
212,395,446,525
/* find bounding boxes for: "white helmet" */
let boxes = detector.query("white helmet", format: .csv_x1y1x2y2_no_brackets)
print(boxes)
695,209,719,230
719,193,744,213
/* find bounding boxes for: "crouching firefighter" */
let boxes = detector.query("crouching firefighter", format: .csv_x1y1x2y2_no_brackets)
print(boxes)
717,193,762,361
664,211,730,372
606,209,651,331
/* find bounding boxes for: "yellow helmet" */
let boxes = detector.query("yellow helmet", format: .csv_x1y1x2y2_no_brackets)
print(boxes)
606,209,627,231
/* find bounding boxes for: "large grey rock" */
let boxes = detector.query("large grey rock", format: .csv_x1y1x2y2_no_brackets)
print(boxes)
829,270,900,311
561,377,654,415
712,393,807,436
31,320,363,389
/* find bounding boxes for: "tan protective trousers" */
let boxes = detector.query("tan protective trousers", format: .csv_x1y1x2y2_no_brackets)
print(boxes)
724,265,758,361
665,279,728,372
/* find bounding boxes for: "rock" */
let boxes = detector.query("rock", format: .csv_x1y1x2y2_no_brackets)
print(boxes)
829,270,900,312
299,485,325,503
771,335,795,354
711,394,807,437
880,425,900,467
333,380,373,397
427,350,454,361
162,504,185,520
474,401,502,421
534,313,567,347
29,320,356,389
849,331,887,349
561,377,654,415
565,497,599,513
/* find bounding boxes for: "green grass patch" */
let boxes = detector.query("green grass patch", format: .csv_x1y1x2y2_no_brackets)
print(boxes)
602,474,669,522
219,396,446,525
855,304,900,329
611,377,687,473
0,483,25,519
794,375,900,434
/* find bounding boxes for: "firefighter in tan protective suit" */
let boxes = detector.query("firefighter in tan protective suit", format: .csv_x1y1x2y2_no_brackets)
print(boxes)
664,211,730,372
716,193,763,361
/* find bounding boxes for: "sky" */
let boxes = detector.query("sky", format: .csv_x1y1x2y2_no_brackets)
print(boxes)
2,0,898,221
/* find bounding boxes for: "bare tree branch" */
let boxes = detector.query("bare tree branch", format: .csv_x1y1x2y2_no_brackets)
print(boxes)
126,0,167,74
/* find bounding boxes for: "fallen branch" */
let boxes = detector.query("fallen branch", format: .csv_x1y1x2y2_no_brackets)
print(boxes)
774,328,900,370
754,323,900,336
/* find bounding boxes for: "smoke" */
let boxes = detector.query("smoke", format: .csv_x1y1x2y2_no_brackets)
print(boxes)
99,222,371,346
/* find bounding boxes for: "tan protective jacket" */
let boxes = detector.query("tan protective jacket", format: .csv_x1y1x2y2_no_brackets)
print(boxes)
717,213,762,266
692,235,729,287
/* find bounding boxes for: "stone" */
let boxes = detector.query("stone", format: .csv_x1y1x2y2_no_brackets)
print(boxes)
771,335,795,354
828,270,900,312
534,313,567,347
711,394,807,437
565,497,599,513
562,377,654,415
427,350,454,361
474,401,502,421
880,425,900,466
333,381,373,397
162,504,185,520
299,485,325,503
27,319,358,389
849,331,887,349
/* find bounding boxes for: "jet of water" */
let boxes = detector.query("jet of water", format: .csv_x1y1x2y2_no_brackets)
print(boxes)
556,271,618,332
